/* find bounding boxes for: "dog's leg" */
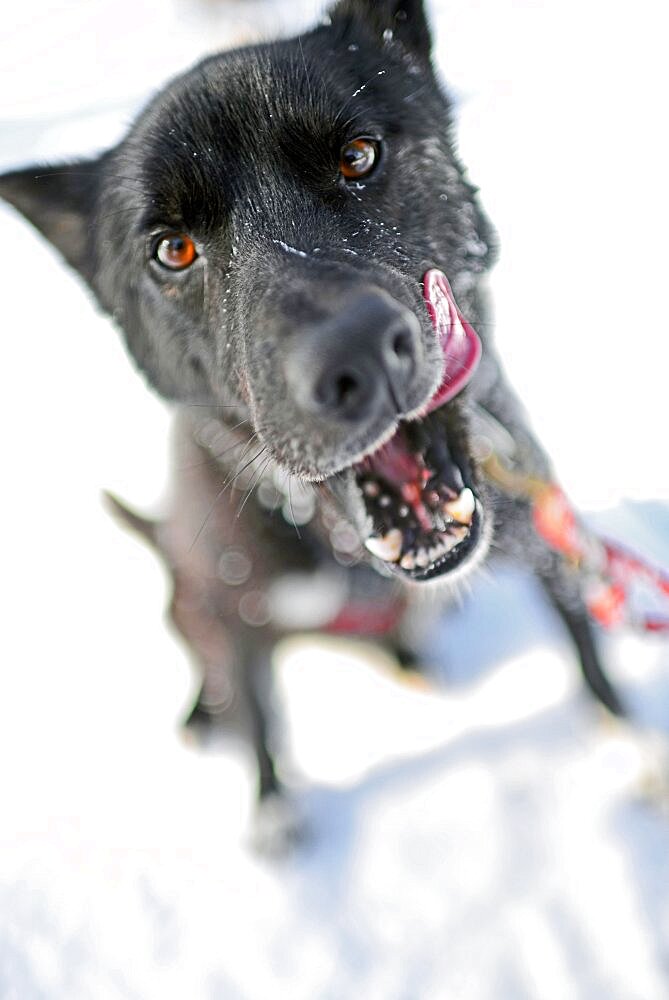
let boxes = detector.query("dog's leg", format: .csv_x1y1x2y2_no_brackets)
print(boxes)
169,575,283,789
169,574,242,739
239,641,281,802
171,580,305,850
537,564,626,718
240,637,307,855
108,475,307,852
471,354,627,719
541,566,669,803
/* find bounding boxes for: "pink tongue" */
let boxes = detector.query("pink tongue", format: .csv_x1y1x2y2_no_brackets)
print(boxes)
359,432,434,531
422,269,482,413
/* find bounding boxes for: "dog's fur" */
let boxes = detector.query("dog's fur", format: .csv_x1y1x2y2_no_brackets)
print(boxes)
0,0,625,848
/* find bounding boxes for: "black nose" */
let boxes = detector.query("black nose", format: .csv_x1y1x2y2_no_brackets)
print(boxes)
285,290,422,424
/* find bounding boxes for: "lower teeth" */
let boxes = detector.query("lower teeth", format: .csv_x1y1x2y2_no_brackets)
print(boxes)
364,528,403,562
359,472,476,571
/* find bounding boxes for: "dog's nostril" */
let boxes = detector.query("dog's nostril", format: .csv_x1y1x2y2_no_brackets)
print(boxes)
314,369,361,411
335,372,359,404
314,369,364,416
392,329,414,359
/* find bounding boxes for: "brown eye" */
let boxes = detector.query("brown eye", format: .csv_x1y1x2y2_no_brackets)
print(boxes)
339,138,380,179
154,232,197,270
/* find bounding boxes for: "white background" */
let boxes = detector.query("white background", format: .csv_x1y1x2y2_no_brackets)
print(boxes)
1,2,668,997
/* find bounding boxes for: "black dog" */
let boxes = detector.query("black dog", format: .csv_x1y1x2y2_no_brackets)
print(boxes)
0,0,625,847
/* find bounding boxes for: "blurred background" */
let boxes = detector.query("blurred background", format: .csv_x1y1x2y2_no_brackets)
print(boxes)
1,1,668,997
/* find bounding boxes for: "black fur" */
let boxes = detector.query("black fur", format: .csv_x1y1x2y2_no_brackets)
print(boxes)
0,0,624,846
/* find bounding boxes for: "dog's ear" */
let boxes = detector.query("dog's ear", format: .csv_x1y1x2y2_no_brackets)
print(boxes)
330,0,432,61
0,159,101,281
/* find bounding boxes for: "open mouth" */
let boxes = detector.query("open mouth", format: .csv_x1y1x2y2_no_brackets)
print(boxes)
353,270,485,582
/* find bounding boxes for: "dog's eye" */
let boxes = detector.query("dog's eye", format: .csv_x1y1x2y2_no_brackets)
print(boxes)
154,232,197,270
339,138,380,180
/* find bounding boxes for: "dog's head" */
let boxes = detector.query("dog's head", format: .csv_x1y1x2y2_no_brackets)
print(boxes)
1,0,498,584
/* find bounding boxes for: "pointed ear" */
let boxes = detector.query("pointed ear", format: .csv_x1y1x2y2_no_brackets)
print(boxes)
0,159,101,280
330,0,432,62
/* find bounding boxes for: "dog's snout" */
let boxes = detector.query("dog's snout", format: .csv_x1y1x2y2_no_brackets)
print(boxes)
285,291,422,424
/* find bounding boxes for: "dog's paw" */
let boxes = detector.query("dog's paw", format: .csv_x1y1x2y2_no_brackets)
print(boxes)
599,711,669,811
634,730,669,810
180,697,238,751
249,791,308,857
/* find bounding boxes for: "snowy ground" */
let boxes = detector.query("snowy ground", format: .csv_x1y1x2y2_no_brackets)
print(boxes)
1,1,668,997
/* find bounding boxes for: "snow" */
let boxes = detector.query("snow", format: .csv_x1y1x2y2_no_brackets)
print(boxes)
1,1,668,997
273,240,310,259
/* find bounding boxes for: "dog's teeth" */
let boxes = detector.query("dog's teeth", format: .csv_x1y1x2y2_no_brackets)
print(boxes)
428,545,442,562
443,487,475,525
398,504,409,518
444,526,469,550
433,512,447,532
362,480,380,498
434,525,469,554
364,529,403,562
415,548,430,568
400,553,415,570
379,494,392,508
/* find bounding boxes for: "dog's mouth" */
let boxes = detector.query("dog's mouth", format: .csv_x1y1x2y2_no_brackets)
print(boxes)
351,270,485,582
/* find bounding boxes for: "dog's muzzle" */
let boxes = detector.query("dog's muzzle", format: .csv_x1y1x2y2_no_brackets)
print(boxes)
351,270,486,582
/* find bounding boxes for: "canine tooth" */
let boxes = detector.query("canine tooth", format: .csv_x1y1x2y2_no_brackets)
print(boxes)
362,480,380,498
398,504,409,518
428,545,442,562
443,487,475,525
364,529,403,562
415,548,430,568
400,553,415,570
379,494,392,508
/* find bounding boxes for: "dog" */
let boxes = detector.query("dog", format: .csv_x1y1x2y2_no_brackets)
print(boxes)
0,0,626,849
